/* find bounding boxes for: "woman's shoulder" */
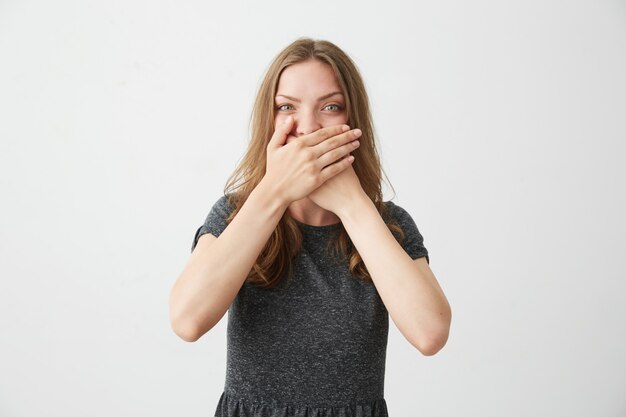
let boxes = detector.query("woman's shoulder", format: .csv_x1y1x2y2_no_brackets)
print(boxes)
210,192,238,214
382,199,411,223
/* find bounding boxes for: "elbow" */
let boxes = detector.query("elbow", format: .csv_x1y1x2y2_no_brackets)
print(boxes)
169,300,201,342
169,286,203,342
176,326,201,343
169,305,220,343
170,315,201,343
169,305,223,342
416,333,448,356
413,312,452,356
168,281,229,343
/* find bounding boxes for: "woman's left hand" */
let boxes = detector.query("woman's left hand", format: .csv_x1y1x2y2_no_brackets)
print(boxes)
285,134,365,215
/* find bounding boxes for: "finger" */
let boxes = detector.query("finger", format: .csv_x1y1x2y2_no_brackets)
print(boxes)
268,116,294,148
299,123,350,147
313,127,361,160
318,138,360,168
319,153,355,182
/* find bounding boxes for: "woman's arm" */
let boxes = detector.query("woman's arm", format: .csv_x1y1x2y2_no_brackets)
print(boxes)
169,179,288,342
338,194,451,356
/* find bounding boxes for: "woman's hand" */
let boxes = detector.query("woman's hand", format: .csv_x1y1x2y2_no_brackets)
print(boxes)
264,116,360,206
286,132,364,215
307,155,364,216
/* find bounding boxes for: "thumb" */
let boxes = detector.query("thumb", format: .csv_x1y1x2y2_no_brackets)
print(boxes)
269,116,293,148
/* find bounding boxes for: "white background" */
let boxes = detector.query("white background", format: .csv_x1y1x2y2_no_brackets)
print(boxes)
1,1,624,416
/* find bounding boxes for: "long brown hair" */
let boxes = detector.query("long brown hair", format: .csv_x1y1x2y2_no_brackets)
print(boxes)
220,37,407,288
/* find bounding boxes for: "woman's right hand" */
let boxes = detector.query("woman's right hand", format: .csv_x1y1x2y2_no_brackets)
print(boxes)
264,115,362,206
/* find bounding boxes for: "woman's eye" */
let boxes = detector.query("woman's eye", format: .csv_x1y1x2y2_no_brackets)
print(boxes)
276,104,344,112
325,104,343,112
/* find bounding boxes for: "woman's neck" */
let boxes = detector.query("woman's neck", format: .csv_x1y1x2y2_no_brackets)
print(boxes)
287,197,341,226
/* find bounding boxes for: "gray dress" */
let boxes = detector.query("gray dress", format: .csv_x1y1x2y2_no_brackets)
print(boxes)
191,194,430,417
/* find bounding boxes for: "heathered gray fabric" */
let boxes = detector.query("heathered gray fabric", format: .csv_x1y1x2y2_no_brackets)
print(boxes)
191,194,429,417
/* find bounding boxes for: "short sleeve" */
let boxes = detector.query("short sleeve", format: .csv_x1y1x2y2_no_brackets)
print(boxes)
191,194,235,252
385,201,430,264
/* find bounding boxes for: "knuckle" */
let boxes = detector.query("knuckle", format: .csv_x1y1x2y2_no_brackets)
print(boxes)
326,136,339,148
307,173,320,188
314,130,327,142
320,125,339,140
305,161,317,174
302,148,315,161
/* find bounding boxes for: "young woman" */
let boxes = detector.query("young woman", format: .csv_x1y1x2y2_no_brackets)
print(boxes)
170,37,451,417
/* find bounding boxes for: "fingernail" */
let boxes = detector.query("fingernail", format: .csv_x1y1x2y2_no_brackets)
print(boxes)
341,125,350,132
285,116,292,124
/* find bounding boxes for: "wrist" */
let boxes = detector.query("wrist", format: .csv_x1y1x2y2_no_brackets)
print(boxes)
336,191,372,221
255,178,290,212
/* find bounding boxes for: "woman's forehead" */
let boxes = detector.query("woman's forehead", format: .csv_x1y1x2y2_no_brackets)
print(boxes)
277,61,340,93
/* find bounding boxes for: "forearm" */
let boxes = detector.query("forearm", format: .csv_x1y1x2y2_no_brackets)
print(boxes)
338,194,451,354
170,179,288,341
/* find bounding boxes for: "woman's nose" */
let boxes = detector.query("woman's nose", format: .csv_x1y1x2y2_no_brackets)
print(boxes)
294,112,322,136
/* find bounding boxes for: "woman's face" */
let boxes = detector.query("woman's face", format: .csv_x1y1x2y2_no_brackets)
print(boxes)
274,59,348,144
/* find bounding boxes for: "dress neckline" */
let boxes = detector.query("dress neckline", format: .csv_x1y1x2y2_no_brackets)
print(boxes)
293,218,343,232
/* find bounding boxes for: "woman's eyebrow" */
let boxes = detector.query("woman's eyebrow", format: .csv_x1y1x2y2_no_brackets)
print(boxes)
275,92,343,102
